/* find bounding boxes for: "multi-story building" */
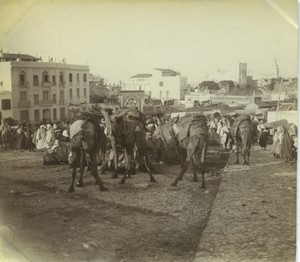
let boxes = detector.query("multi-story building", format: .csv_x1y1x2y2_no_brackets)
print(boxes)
122,68,189,101
0,50,89,123
122,74,152,95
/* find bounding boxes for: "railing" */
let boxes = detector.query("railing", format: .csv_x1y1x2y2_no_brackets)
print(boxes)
40,100,56,106
18,101,30,107
59,81,66,87
42,81,51,87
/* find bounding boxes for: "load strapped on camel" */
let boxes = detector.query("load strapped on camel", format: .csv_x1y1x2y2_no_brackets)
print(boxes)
174,114,209,142
66,105,108,192
170,113,209,188
112,108,156,184
231,114,257,165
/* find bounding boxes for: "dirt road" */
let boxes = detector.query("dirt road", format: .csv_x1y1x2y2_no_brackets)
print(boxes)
0,146,229,262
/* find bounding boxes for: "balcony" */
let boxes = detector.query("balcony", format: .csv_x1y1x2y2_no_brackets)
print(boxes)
18,81,29,88
42,81,51,87
40,100,56,106
59,81,66,87
18,101,30,107
59,99,65,105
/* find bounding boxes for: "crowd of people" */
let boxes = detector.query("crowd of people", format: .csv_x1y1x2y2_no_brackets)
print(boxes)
0,111,297,165
143,113,298,164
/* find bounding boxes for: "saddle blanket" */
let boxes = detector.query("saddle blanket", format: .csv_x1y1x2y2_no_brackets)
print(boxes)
69,120,84,139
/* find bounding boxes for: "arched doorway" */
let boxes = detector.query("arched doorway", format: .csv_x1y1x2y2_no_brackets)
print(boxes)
124,96,140,109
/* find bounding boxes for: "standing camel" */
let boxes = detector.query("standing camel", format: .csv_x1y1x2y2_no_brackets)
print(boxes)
168,114,209,188
68,118,108,192
232,115,256,165
114,110,157,185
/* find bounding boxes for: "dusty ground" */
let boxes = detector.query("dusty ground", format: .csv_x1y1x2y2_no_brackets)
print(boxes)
195,145,297,262
0,146,229,262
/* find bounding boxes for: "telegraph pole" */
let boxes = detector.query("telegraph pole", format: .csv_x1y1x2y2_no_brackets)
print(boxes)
274,57,282,120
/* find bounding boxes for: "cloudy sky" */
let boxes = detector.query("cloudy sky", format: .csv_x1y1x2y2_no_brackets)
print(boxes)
0,0,298,83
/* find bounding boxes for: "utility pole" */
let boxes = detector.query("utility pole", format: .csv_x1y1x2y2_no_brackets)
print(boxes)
274,57,282,120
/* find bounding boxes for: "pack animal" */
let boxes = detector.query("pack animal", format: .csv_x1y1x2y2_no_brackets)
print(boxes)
114,110,156,184
232,116,256,165
168,115,209,188
68,118,108,192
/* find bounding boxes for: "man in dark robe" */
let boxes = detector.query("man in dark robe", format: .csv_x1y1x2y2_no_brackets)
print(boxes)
281,129,294,162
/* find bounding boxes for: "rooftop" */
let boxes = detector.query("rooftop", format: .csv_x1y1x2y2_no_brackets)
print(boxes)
0,50,41,62
154,68,179,76
131,73,152,78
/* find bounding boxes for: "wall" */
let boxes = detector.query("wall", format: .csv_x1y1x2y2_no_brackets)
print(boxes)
150,70,181,100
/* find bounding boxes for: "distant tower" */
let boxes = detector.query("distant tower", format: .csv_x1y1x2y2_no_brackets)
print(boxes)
239,62,248,88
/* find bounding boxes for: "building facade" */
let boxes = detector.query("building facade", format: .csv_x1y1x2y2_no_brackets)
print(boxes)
122,69,189,101
0,52,89,123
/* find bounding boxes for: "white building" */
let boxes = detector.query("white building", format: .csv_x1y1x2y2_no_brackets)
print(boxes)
0,50,89,123
122,68,189,101
122,74,152,95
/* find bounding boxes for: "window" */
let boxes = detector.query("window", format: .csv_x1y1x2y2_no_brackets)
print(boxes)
19,71,26,86
52,94,56,103
60,90,64,100
84,88,87,97
1,99,11,110
53,108,57,121
33,94,39,105
69,89,73,99
60,108,65,120
42,91,49,101
34,110,40,123
77,88,80,98
159,91,162,99
59,72,64,83
52,75,56,85
83,73,87,82
33,75,38,86
69,73,73,83
159,81,163,87
166,90,169,99
20,91,27,101
76,73,79,83
42,71,49,83
20,110,29,122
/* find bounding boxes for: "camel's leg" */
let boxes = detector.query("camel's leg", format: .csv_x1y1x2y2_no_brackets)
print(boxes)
171,160,189,186
68,151,77,193
82,137,108,191
200,142,208,189
111,137,119,179
235,144,240,164
90,151,108,191
77,148,85,187
120,149,131,184
192,157,198,182
143,156,156,183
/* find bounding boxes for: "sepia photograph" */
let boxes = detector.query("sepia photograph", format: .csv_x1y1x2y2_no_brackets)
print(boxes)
0,0,298,261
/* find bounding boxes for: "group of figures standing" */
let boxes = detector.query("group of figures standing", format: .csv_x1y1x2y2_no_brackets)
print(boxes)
0,108,297,192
